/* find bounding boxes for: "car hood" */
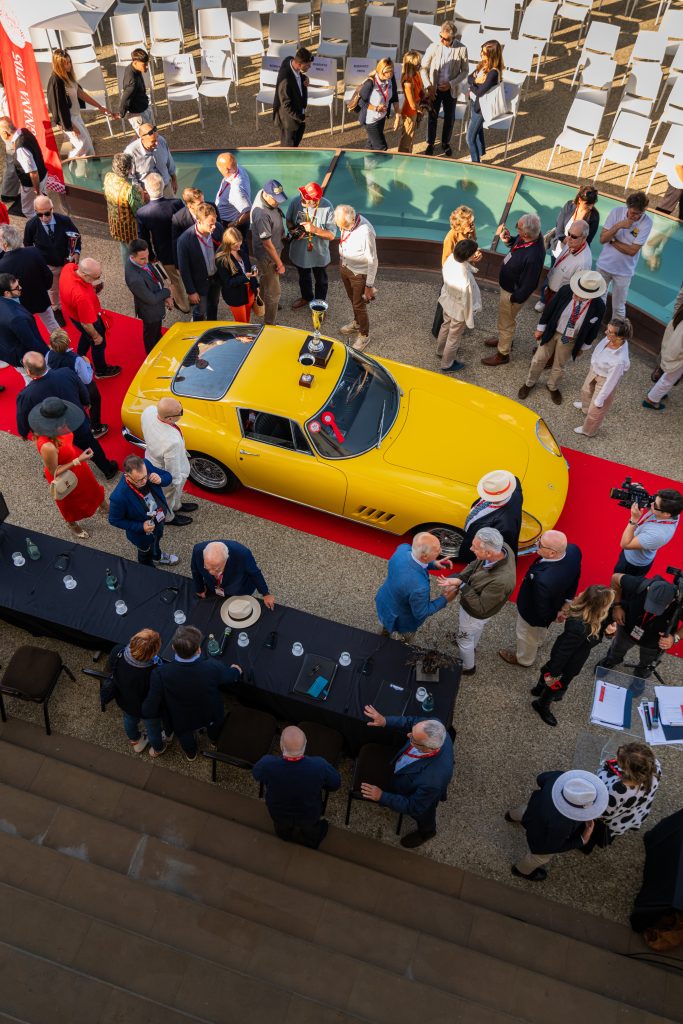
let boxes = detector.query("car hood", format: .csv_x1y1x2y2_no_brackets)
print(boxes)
383,386,530,484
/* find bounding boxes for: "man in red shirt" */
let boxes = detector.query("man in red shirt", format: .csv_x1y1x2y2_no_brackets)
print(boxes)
59,257,120,379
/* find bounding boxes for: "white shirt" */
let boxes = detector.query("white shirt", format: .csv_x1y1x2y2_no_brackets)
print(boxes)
597,206,653,278
439,256,481,328
589,336,630,406
141,406,190,488
215,166,251,223
546,242,592,293
338,214,378,287
291,61,303,93
555,296,591,337
365,77,390,125
11,129,37,175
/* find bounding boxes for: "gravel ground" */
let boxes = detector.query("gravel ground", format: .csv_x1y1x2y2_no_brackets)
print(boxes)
1,203,682,926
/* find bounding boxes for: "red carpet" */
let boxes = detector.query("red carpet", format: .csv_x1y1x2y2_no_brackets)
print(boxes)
4,311,682,655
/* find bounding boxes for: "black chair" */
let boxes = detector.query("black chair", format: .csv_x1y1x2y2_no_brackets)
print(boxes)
299,720,345,812
0,646,75,736
345,742,403,835
203,705,278,783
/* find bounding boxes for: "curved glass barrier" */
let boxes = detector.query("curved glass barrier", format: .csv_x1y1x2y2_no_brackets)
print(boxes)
63,149,682,323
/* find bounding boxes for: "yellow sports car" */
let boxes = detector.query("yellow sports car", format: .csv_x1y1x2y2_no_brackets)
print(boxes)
121,321,568,556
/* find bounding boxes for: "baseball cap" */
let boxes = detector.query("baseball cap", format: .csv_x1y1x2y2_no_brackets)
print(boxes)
263,179,287,204
299,182,323,202
643,578,676,615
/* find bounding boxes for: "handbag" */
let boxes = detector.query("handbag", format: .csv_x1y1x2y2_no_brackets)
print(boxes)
49,469,78,501
347,76,372,113
252,290,265,317
479,82,511,126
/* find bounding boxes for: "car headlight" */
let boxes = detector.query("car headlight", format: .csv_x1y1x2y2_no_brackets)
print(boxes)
536,418,561,456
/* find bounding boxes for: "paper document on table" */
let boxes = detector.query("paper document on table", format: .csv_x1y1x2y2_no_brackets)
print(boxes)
638,702,683,746
654,686,683,725
590,680,632,730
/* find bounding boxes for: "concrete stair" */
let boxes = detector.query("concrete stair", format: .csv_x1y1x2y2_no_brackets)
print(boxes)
0,718,681,1024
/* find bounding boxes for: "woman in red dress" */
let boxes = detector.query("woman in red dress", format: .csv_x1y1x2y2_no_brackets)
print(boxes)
29,398,108,539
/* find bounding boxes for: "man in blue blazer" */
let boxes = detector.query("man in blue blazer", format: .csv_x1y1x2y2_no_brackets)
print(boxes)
499,530,582,668
361,708,454,848
375,533,454,640
176,203,224,321
191,539,275,608
142,624,241,760
0,273,46,388
253,725,341,848
108,454,178,566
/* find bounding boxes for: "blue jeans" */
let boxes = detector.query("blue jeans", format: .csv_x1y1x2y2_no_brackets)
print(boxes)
122,712,165,752
466,110,486,162
136,524,163,565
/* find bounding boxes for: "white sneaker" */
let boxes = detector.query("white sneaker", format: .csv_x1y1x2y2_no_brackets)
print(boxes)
340,320,360,335
534,301,545,313
573,426,589,435
131,735,149,753
352,335,370,351
158,553,179,566
572,401,583,410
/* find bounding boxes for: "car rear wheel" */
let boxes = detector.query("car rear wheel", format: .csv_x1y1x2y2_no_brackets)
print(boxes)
188,453,240,492
416,523,465,560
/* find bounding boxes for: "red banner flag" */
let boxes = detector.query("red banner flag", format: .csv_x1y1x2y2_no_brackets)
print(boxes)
0,1,64,188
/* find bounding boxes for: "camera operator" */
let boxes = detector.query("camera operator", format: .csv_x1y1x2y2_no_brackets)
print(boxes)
615,489,683,577
598,574,682,677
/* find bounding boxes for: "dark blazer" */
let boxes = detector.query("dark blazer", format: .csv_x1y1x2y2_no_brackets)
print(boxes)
0,296,46,367
516,545,582,628
458,478,524,563
378,716,454,819
0,247,52,314
467,68,499,114
124,258,170,323
538,285,606,360
108,457,171,546
273,58,308,130
171,206,195,263
24,212,81,268
191,540,269,597
216,252,255,308
498,234,546,304
142,657,240,735
135,197,185,265
252,755,341,822
107,645,157,718
16,366,88,439
541,617,603,686
46,74,84,132
177,222,224,296
119,64,149,118
358,74,399,124
522,771,587,855
554,199,600,248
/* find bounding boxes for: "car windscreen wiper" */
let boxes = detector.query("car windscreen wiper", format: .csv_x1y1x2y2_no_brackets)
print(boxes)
376,400,386,448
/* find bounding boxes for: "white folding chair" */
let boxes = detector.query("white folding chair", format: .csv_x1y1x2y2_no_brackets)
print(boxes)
68,44,101,71
570,20,620,85
660,9,683,58
363,0,396,43
28,28,59,61
502,38,534,91
518,0,557,80
366,16,401,61
406,21,440,53
60,30,98,55
111,12,147,63
656,0,674,23
646,123,683,190
192,0,222,35
574,53,617,107
76,63,114,137
115,61,156,125
453,0,485,32
403,0,438,48
247,0,278,13
198,7,233,55
282,1,312,39
553,0,592,47
342,57,373,129
307,56,338,133
255,54,283,124
460,23,483,69
163,53,204,127
616,63,663,122
546,96,603,175
451,81,470,151
231,11,266,84
149,10,184,63
650,73,683,146
483,81,521,159
627,29,667,69
150,0,185,30
114,0,145,13
317,10,352,62
199,50,236,123
267,13,300,57
481,0,516,47
593,110,651,190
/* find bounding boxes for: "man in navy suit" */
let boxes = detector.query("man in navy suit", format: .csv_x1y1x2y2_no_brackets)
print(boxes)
191,539,275,608
459,469,523,563
134,171,189,313
23,194,81,326
0,223,57,332
108,454,178,565
375,533,454,640
499,530,582,668
142,624,241,760
177,202,224,321
361,709,454,848
16,352,117,478
253,725,341,849
0,273,46,390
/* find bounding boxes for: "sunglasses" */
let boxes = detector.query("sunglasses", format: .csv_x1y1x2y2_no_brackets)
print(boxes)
37,211,53,218
142,126,158,137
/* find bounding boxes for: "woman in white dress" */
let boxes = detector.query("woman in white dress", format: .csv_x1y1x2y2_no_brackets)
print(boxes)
46,49,116,162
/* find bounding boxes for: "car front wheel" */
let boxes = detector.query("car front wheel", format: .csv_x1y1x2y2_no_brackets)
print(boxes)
416,523,465,560
188,453,240,493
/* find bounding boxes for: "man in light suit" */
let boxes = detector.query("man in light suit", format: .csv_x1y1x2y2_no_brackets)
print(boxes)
375,532,454,641
141,396,198,527
124,239,172,354
361,710,455,848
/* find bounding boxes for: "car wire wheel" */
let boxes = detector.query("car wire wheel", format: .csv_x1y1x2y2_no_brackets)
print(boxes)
188,454,239,492
417,524,465,560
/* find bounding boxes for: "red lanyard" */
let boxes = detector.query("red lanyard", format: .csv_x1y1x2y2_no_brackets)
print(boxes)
554,241,586,268
217,171,239,198
283,755,304,762
567,297,589,326
373,75,389,104
340,215,360,246
511,238,535,252
195,226,218,251
160,416,183,437
400,744,440,760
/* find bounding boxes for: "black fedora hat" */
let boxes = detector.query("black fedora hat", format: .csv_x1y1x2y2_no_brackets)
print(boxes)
28,397,85,437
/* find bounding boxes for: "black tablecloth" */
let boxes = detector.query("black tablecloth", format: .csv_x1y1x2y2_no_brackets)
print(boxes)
182,598,460,751
0,523,194,649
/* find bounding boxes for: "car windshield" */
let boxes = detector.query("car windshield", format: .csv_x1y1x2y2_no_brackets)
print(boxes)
305,349,399,459
172,325,263,401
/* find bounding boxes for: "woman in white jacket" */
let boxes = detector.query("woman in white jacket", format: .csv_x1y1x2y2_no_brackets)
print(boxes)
573,318,631,437
643,301,683,411
435,238,481,372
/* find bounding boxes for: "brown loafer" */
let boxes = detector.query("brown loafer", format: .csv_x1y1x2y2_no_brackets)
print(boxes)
518,384,532,399
484,336,499,348
481,352,510,366
498,649,521,666
291,297,309,309
549,388,562,405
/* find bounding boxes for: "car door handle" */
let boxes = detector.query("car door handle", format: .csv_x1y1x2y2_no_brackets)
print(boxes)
239,449,260,456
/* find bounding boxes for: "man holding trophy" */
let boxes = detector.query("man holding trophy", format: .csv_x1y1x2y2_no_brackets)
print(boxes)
23,195,81,328
286,182,336,312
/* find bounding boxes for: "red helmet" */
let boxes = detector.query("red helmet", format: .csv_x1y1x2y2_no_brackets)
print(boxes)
298,181,323,202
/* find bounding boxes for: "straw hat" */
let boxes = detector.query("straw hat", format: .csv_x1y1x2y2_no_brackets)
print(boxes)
569,269,607,301
551,770,609,821
476,470,517,503
220,595,262,628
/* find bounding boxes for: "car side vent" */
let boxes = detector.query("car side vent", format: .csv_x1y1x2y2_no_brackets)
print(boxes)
353,506,396,525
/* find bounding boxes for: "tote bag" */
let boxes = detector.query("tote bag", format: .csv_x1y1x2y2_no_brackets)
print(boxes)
480,82,511,126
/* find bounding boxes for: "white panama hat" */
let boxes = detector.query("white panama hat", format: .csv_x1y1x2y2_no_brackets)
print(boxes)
220,595,262,628
551,770,609,822
476,470,517,503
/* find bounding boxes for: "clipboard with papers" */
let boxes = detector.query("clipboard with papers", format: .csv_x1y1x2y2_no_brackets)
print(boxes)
643,686,683,745
590,679,633,730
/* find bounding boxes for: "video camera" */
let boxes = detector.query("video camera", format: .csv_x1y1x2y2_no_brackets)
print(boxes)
609,477,655,510
666,566,683,590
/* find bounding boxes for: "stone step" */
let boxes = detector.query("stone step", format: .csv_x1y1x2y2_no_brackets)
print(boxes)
0,772,680,1024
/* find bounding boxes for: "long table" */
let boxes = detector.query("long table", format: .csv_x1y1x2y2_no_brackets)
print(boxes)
184,597,460,751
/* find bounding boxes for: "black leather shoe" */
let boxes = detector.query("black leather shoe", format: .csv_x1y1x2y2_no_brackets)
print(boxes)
461,665,476,676
443,145,453,156
400,830,436,848
103,462,118,480
424,144,434,155
166,514,193,526
180,502,199,512
531,698,557,726
95,366,122,379
549,388,562,405
0,384,5,392
511,865,547,882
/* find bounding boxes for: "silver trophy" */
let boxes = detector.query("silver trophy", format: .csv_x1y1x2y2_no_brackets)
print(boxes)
66,231,79,262
308,299,328,353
